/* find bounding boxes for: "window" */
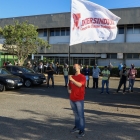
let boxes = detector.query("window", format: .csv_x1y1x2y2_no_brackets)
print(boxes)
134,25,140,34
44,30,47,36
127,54,133,58
118,27,124,34
65,59,68,64
5,67,11,72
78,59,83,65
84,59,89,65
110,54,117,59
107,54,117,59
55,58,59,64
61,28,65,36
55,28,60,36
50,29,54,36
73,59,78,64
60,58,65,65
38,30,44,37
90,59,95,66
127,25,133,34
12,67,19,73
133,54,139,58
66,28,70,36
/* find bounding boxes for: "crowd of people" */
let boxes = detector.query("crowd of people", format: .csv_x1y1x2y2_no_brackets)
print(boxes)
2,60,138,94
81,63,137,94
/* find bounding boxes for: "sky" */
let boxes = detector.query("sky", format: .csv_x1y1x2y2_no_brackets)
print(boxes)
0,0,140,18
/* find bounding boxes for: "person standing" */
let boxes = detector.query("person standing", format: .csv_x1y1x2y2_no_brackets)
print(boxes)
83,65,90,88
128,64,137,92
117,64,128,94
46,63,54,88
92,64,101,89
100,66,110,94
56,63,60,75
39,62,44,73
63,64,69,87
118,63,123,76
68,64,86,138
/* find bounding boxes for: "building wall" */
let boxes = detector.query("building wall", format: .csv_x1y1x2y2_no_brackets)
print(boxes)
49,36,70,44
98,59,123,67
0,7,140,28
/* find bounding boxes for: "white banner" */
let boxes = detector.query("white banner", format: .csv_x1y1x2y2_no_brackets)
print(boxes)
70,0,121,46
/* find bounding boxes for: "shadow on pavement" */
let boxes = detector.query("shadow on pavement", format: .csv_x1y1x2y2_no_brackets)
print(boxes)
0,112,140,140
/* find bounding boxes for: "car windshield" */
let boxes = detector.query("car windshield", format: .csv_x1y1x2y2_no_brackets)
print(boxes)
0,68,11,75
21,67,35,73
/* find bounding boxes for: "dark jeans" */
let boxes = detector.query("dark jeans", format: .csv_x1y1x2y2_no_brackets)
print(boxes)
129,79,135,91
70,100,85,131
47,75,54,87
39,68,43,74
86,80,89,87
64,75,68,86
101,80,109,93
93,78,98,88
117,79,126,92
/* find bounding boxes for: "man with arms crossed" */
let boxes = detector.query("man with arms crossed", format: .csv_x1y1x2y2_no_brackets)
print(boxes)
68,64,86,138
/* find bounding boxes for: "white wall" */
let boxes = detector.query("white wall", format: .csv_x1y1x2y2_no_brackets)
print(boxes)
39,37,47,41
126,34,140,42
99,34,124,43
98,59,123,67
49,36,70,44
126,59,140,67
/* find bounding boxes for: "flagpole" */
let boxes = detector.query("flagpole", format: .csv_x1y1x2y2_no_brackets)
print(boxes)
68,45,70,68
68,0,72,71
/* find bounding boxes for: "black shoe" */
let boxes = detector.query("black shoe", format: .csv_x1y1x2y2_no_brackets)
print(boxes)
76,130,85,138
131,90,133,92
70,126,79,134
107,92,110,94
100,92,104,94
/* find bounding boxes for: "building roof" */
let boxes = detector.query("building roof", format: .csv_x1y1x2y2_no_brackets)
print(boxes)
0,7,140,28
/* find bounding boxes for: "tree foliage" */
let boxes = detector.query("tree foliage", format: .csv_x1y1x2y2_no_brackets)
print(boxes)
1,21,50,65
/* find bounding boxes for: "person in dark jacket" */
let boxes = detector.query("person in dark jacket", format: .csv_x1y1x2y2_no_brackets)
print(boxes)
117,64,128,94
83,65,90,88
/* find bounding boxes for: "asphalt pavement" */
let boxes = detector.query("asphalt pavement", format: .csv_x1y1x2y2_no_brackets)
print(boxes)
0,75,140,140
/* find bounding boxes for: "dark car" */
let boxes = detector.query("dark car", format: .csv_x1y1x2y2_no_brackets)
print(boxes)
0,68,23,92
4,65,46,87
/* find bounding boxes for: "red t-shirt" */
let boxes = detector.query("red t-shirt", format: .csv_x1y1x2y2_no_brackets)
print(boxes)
69,74,86,101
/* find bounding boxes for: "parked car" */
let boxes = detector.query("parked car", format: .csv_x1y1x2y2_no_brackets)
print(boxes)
0,68,23,92
4,65,46,87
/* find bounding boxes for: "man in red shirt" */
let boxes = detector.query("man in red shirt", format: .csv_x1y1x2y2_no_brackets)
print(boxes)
68,64,86,138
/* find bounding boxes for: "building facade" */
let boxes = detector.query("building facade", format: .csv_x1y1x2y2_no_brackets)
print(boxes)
0,7,140,67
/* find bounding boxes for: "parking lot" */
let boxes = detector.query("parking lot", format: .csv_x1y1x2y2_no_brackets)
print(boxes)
0,75,140,140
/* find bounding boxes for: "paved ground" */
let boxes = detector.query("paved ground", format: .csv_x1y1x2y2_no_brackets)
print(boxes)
0,75,140,140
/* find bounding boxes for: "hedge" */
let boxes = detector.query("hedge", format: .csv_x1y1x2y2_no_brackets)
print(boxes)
56,66,140,78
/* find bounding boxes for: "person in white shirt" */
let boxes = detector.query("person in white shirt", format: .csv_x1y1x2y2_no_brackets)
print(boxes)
92,64,101,89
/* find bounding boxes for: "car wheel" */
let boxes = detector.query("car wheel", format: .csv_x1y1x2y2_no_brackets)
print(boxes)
0,83,6,92
24,80,32,87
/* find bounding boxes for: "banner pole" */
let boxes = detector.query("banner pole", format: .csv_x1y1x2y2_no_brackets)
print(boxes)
68,45,70,68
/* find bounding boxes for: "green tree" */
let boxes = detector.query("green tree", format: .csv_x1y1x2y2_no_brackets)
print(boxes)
0,21,50,65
